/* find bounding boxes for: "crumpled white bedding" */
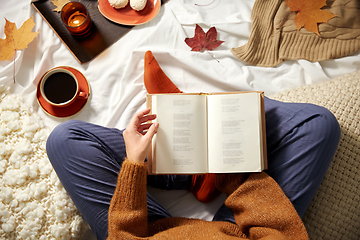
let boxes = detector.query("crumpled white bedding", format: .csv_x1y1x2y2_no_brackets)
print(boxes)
1,0,360,231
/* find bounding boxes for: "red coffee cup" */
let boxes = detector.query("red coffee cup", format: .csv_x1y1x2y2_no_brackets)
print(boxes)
39,68,88,108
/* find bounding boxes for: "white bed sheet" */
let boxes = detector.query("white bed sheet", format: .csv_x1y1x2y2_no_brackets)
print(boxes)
1,0,360,224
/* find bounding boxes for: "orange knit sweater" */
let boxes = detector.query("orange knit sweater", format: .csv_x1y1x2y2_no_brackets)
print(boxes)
107,159,309,239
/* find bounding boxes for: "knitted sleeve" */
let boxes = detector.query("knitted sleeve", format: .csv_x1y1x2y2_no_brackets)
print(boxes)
107,159,148,239
225,172,309,240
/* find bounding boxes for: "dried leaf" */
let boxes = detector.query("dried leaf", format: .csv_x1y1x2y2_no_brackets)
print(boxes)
0,16,39,61
0,16,39,83
52,0,70,12
185,24,224,51
285,0,337,35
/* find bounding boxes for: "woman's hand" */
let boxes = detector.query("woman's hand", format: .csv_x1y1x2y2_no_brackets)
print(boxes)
123,108,159,164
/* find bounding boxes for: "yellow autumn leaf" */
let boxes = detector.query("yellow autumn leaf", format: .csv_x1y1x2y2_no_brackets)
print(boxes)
0,16,39,61
52,0,70,12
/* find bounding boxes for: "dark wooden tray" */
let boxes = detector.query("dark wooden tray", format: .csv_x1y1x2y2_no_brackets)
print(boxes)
32,0,166,64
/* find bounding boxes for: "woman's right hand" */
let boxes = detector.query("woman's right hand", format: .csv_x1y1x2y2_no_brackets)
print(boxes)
123,108,159,164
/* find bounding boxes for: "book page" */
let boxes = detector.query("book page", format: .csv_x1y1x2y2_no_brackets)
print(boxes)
152,94,208,174
207,92,263,173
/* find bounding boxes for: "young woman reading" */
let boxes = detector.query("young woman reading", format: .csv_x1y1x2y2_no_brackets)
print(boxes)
46,51,340,240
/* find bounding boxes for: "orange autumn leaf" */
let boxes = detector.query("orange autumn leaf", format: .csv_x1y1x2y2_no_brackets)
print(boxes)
52,0,70,12
0,16,39,61
285,0,337,35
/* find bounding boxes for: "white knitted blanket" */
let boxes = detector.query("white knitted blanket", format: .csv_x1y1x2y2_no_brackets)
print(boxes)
0,86,88,239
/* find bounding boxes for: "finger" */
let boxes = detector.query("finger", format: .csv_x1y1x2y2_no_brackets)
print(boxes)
141,108,152,116
144,122,159,141
141,108,151,115
129,108,152,128
137,114,157,125
138,123,153,133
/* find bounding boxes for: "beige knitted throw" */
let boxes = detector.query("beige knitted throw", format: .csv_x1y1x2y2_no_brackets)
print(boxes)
231,0,360,67
271,70,360,240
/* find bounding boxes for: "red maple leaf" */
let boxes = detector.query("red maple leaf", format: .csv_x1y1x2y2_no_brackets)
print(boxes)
185,24,224,51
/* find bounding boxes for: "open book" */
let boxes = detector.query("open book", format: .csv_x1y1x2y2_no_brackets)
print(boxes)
146,92,267,174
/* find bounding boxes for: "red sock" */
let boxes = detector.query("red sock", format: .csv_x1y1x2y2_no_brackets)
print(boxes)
144,51,183,94
190,174,221,203
144,50,219,203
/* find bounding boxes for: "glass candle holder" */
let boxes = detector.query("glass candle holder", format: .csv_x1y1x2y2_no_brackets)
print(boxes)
61,2,92,37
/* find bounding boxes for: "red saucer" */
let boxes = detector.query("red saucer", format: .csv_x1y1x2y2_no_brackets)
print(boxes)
37,66,90,118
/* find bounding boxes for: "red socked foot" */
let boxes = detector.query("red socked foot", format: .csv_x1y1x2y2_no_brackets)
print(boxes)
144,51,183,94
190,173,221,203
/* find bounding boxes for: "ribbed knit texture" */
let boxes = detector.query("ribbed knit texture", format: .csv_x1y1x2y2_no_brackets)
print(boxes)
144,51,183,94
107,159,148,238
231,0,360,67
107,159,309,239
271,70,360,239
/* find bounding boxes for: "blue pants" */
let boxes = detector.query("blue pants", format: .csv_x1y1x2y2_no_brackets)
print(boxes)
46,97,340,240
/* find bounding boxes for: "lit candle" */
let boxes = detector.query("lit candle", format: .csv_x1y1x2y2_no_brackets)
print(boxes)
67,11,87,27
61,2,92,36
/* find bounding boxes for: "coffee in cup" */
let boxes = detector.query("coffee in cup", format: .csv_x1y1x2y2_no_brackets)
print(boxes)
40,68,88,107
